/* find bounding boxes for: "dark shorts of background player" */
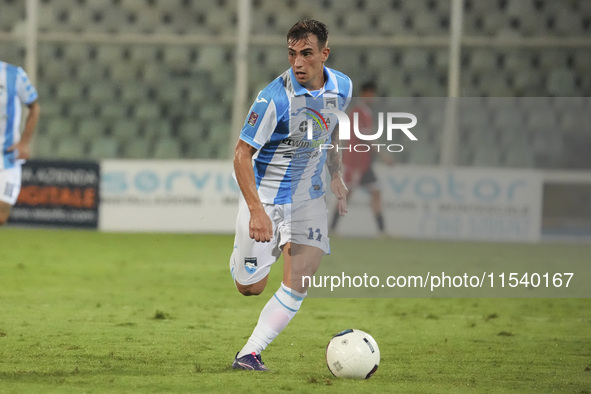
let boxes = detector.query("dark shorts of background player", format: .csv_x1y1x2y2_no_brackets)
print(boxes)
357,167,377,186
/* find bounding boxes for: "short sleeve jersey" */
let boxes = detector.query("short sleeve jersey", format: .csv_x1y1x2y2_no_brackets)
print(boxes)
0,61,38,169
239,67,352,204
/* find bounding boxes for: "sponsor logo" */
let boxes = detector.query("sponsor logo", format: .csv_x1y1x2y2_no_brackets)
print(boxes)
245,257,258,274
247,111,259,126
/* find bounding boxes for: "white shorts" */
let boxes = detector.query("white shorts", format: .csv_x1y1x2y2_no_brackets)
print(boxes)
0,165,22,205
230,194,330,286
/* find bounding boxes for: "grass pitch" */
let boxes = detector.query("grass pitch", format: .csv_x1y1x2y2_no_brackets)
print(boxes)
0,228,589,393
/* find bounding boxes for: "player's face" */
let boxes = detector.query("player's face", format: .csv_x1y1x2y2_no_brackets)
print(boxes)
288,34,330,91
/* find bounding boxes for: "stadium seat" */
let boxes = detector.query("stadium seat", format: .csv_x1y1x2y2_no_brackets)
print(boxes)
178,120,203,145
200,103,229,125
467,48,500,74
142,119,173,140
504,145,535,168
375,12,406,35
163,46,193,69
56,82,82,101
197,46,227,72
69,101,97,118
471,147,501,167
130,45,158,65
205,7,236,34
78,63,108,82
88,84,118,103
133,102,161,120
108,64,141,82
572,50,591,76
88,137,120,159
38,100,63,118
152,138,182,159
339,12,373,35
552,8,585,36
63,43,92,63
46,118,75,139
123,138,152,159
32,133,56,160
546,68,578,96
56,139,87,160
413,12,447,36
77,119,107,143
111,119,142,144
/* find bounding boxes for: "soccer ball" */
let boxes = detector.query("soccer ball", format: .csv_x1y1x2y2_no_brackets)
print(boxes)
325,329,380,379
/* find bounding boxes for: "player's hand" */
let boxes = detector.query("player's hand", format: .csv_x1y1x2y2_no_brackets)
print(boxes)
6,141,30,160
331,176,348,216
249,209,273,242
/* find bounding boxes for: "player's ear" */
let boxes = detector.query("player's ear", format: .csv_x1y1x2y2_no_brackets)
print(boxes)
322,46,330,62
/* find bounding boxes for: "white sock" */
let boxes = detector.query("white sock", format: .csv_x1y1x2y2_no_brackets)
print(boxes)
237,282,306,357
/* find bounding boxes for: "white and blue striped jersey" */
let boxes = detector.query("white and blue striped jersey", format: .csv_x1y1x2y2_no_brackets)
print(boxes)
0,61,38,170
239,67,352,204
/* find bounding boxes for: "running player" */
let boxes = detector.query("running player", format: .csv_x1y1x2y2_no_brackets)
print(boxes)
0,60,40,226
229,19,352,371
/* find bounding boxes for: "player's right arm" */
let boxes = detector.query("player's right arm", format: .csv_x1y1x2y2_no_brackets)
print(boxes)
233,139,273,242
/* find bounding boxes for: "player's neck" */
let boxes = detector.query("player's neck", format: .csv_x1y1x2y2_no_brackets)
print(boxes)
303,68,327,92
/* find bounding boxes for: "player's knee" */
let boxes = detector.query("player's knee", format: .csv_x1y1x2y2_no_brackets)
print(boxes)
239,287,263,296
236,281,266,296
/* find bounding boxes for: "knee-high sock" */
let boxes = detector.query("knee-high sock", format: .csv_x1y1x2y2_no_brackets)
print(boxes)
238,282,306,357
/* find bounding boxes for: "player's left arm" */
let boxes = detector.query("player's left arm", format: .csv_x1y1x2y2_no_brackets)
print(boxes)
327,125,348,216
8,100,40,160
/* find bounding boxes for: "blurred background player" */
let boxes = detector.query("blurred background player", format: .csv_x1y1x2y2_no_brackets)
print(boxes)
0,60,40,226
329,81,392,238
229,19,351,371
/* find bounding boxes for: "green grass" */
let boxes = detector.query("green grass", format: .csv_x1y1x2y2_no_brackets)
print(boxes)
0,228,589,393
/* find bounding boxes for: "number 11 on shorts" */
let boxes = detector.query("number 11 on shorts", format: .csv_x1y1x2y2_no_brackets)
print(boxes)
308,227,322,241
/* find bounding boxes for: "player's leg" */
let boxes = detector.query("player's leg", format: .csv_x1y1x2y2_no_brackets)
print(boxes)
0,167,21,226
230,195,281,296
370,187,385,234
231,196,284,370
362,168,385,235
282,242,323,293
233,198,328,369
0,201,11,226
234,242,322,369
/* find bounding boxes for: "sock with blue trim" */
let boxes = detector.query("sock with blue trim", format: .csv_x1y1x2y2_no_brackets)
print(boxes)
237,282,306,357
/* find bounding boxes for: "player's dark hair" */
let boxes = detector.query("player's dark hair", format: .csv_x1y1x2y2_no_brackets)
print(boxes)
287,18,329,49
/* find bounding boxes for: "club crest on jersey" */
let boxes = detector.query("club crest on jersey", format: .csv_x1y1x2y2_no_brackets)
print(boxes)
325,97,337,109
244,257,258,274
247,111,259,127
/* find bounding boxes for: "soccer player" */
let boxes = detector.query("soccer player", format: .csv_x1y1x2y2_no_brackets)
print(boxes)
0,60,40,226
229,19,352,371
329,81,392,237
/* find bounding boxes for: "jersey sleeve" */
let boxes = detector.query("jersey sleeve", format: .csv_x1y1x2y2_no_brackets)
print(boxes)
16,66,38,105
341,77,353,112
239,83,284,150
